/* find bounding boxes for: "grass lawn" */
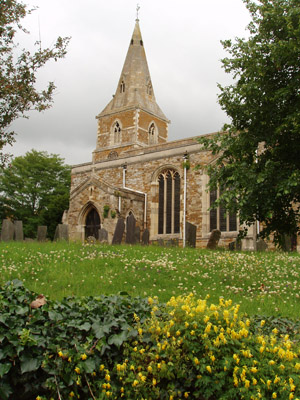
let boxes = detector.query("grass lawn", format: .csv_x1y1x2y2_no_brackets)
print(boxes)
1,241,299,319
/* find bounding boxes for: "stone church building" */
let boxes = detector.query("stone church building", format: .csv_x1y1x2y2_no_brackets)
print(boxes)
67,18,255,248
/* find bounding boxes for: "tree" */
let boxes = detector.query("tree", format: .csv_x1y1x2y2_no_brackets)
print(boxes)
0,0,70,165
198,0,300,248
0,150,71,239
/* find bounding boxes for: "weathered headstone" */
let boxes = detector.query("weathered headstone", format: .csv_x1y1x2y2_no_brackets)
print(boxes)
141,228,149,245
126,213,136,244
98,228,108,243
112,218,125,244
229,241,235,251
158,238,164,247
135,226,140,244
282,235,292,252
235,238,242,251
54,224,69,241
256,238,268,252
206,229,221,249
1,219,14,241
186,222,197,248
37,226,47,242
14,220,24,241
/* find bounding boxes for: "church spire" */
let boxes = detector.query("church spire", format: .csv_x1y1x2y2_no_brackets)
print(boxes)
98,18,168,121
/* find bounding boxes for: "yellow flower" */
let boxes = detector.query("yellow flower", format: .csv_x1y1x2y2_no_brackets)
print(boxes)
100,364,105,371
74,367,80,374
58,351,63,357
68,357,72,362
147,365,153,373
269,360,275,365
152,378,157,386
260,320,266,327
245,379,250,388
132,380,139,387
176,330,181,336
138,328,143,335
289,394,294,400
184,392,189,398
120,387,124,393
253,378,257,385
70,392,75,398
190,330,195,335
105,374,110,381
206,366,212,373
194,357,199,365
272,393,277,399
81,353,87,360
36,397,42,400
210,355,216,362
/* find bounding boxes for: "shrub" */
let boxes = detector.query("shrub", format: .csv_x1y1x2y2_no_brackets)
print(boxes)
0,281,299,399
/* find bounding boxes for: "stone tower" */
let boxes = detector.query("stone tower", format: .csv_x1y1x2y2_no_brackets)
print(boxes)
93,18,169,163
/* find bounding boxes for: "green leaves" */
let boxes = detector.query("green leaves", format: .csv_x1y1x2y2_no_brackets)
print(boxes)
0,1,70,166
0,150,71,239
199,0,300,248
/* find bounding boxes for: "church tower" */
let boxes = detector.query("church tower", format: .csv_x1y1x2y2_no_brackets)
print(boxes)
93,18,169,163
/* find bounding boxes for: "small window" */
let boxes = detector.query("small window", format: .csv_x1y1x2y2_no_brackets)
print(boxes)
131,39,134,45
147,82,153,96
140,40,143,46
148,123,157,144
120,81,125,93
113,121,121,144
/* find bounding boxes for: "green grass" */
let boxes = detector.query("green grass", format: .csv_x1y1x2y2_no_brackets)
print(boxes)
1,241,299,319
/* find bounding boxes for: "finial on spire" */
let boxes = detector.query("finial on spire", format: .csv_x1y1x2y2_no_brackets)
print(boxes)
136,4,140,20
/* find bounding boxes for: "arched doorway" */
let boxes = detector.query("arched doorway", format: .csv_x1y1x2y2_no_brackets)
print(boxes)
85,208,100,239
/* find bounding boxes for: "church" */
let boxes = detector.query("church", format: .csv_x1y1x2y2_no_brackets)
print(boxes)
67,17,256,248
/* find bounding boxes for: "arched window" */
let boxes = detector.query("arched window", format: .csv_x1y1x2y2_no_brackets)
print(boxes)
120,81,125,93
113,121,121,144
148,122,157,145
85,208,100,239
210,188,237,232
158,169,180,234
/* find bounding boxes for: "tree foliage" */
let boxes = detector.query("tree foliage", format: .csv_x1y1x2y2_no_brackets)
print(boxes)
199,0,300,248
0,150,71,239
0,0,70,165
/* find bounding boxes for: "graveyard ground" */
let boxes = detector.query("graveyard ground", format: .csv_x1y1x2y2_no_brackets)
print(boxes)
0,241,299,320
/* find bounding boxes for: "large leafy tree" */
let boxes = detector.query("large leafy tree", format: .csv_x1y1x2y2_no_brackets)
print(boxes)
199,0,300,248
0,150,71,239
0,0,70,165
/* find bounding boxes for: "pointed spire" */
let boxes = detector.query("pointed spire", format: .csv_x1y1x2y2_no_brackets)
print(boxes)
98,19,168,121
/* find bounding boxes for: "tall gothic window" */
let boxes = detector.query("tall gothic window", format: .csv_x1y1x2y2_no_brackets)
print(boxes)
148,123,157,144
210,189,237,232
113,121,121,144
158,169,180,234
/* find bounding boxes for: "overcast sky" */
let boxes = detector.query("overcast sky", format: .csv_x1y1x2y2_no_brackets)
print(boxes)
6,0,251,166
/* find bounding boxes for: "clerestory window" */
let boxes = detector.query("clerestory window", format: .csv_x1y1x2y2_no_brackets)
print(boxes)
158,169,180,235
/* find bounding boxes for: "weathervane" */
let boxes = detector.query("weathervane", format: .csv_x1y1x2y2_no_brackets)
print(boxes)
136,3,140,20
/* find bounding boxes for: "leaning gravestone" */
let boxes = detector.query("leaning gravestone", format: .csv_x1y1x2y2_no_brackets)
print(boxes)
135,226,141,244
14,220,24,241
1,219,14,241
186,222,197,248
256,238,268,252
158,238,164,247
98,228,108,243
54,224,69,241
206,229,221,249
112,218,125,244
126,213,136,244
37,226,47,242
141,228,149,245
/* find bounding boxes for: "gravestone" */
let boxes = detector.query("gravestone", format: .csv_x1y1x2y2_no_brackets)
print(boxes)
229,241,235,251
141,228,149,245
98,228,108,243
256,238,268,252
206,229,221,249
1,219,14,241
135,226,140,243
37,226,47,242
126,213,136,244
54,224,69,241
186,222,197,248
235,238,242,251
112,218,125,244
157,238,164,247
14,220,24,241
